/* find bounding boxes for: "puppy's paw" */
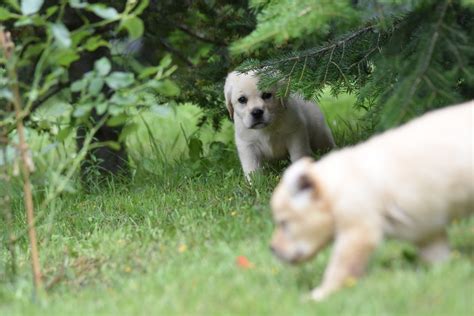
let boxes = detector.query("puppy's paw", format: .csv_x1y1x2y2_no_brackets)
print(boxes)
309,287,331,302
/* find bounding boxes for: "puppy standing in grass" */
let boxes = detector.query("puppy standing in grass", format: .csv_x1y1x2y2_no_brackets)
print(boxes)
224,71,335,179
270,101,474,301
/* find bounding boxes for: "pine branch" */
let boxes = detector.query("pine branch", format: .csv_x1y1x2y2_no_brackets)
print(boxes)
175,23,227,46
261,24,376,67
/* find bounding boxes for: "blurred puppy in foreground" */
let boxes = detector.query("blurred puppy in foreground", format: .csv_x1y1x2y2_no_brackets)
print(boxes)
270,101,474,301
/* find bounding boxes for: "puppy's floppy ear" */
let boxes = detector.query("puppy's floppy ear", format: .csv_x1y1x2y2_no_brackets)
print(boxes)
224,73,235,121
296,173,317,194
284,158,319,206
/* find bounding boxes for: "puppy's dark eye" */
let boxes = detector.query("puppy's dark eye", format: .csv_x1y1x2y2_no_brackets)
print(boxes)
238,96,247,104
262,92,272,100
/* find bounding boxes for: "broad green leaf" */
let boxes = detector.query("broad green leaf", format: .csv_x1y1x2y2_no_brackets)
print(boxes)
106,114,128,127
71,29,92,46
108,104,124,116
88,77,104,96
150,104,172,117
119,122,139,142
71,79,86,92
54,49,80,66
21,0,43,15
51,23,72,48
72,104,92,117
110,93,137,105
153,79,180,96
95,102,108,115
56,126,74,142
0,88,13,101
120,16,144,40
105,72,134,89
40,101,71,118
94,57,111,76
89,4,119,20
14,15,33,26
0,7,15,21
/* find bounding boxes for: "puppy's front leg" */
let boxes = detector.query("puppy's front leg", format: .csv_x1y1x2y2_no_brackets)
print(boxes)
287,133,312,162
237,144,262,180
311,228,380,301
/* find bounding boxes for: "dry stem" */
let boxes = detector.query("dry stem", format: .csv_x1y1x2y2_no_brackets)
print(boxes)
0,27,43,292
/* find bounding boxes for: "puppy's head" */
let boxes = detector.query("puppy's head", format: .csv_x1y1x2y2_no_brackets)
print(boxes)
224,71,283,129
270,158,335,264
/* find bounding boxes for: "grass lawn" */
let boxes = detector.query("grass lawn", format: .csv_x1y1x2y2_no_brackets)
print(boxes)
1,94,473,315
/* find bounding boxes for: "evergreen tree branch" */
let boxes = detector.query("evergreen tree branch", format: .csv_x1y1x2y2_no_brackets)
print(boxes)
387,0,451,124
174,23,227,46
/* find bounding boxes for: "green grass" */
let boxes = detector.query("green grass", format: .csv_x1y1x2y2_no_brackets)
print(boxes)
1,169,473,315
1,94,473,315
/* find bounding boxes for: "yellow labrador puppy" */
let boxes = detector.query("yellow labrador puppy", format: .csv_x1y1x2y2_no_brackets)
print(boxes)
224,71,335,179
270,101,474,301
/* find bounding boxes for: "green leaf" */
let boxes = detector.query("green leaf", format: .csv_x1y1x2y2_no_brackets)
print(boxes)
108,104,123,116
84,35,109,51
54,49,80,66
119,122,139,142
110,93,137,105
94,57,111,76
51,23,72,48
72,104,92,117
138,66,159,79
0,7,15,21
106,114,128,127
45,5,58,18
69,0,88,9
159,54,173,69
71,79,86,92
0,88,13,101
150,104,172,117
89,4,119,20
105,72,134,89
56,126,73,141
120,16,144,40
95,102,108,115
151,79,180,96
21,0,43,15
88,77,104,96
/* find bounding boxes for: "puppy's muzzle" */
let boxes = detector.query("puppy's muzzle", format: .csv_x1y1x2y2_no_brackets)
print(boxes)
251,108,264,119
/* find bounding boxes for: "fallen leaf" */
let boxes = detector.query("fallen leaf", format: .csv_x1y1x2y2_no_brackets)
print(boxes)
236,256,254,269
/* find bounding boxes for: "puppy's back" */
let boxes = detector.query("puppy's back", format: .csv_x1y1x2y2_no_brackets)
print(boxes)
288,95,336,150
318,102,473,238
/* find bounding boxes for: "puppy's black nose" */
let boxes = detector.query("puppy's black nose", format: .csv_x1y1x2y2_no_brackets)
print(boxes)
251,108,264,118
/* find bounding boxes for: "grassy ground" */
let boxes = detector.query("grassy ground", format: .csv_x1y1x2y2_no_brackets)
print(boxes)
1,94,473,315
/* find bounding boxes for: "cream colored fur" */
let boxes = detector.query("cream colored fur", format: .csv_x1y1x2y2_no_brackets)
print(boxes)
224,71,335,179
270,101,474,301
